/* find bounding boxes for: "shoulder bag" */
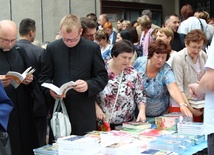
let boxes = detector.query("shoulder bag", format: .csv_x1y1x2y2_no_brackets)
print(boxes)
50,98,71,139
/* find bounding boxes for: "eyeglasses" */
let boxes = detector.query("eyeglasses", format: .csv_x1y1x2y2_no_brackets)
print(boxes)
0,37,17,44
62,31,80,43
189,45,202,51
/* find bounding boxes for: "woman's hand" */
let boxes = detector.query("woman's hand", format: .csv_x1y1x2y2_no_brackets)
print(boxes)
95,102,106,120
136,103,146,122
136,110,146,123
179,105,193,118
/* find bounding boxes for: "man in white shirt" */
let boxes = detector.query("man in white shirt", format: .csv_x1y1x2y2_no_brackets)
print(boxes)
189,36,214,154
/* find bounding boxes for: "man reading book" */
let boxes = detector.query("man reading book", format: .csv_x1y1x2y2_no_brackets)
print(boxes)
38,14,108,142
0,20,38,155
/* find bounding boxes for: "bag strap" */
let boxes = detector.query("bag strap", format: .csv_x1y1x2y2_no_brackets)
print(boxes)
198,18,204,32
53,98,69,116
108,70,124,123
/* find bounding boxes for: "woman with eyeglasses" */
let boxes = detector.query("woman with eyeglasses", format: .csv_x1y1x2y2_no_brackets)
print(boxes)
133,40,192,118
96,40,146,130
171,29,207,122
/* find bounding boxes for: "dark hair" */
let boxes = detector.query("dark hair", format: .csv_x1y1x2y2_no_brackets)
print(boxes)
86,13,97,22
117,18,124,23
148,40,171,61
119,30,131,41
111,39,135,58
126,27,138,43
180,4,194,20
80,17,97,35
164,13,179,23
184,29,207,46
19,18,36,36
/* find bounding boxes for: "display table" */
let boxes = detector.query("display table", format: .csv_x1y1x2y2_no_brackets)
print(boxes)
181,141,207,155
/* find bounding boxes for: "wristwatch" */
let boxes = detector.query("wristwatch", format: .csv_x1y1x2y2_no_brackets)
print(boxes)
180,103,188,107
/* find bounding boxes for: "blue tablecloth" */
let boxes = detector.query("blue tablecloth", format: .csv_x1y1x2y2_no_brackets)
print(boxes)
181,141,207,155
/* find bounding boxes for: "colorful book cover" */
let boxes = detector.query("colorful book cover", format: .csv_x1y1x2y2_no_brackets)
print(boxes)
155,116,179,131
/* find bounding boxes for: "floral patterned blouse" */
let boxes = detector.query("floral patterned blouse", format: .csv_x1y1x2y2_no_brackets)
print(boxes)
133,56,175,117
96,62,146,124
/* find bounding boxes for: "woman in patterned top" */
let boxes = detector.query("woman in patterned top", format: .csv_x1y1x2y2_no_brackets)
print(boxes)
96,39,146,129
133,40,192,118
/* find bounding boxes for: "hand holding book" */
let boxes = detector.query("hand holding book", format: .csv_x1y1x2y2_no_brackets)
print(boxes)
5,66,36,88
41,81,76,97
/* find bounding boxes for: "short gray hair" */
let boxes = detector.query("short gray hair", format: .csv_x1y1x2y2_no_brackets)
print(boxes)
142,9,152,19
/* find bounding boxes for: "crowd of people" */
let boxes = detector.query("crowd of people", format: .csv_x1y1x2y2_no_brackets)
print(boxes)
0,3,214,155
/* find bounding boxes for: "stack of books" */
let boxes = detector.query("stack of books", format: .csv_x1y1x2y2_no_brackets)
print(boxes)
99,130,133,147
57,135,99,155
189,99,204,109
148,138,183,155
122,121,151,130
33,144,58,155
177,122,204,135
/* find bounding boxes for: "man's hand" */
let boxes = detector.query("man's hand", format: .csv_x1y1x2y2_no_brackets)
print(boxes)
49,90,65,100
189,83,205,99
0,75,12,87
73,80,88,92
22,74,33,85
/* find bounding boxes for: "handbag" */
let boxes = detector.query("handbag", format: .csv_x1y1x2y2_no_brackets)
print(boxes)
50,98,71,139
0,131,12,155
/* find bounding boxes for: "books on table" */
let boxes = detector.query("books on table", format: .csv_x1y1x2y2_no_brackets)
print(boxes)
122,121,151,130
57,135,99,155
33,144,58,155
41,81,76,95
189,99,204,109
177,122,204,135
6,66,36,88
141,148,178,155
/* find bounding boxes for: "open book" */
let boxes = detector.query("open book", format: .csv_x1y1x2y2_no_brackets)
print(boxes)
41,81,76,95
6,66,36,88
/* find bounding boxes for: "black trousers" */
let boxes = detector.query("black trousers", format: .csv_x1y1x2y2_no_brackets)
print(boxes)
208,133,214,155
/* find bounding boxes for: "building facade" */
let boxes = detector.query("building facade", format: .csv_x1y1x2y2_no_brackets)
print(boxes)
1,0,211,44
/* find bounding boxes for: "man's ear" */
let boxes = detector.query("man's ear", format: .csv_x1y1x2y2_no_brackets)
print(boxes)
79,28,83,36
29,31,33,37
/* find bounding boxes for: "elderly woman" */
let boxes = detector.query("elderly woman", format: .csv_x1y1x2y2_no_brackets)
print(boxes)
171,29,207,122
133,40,192,118
96,40,146,129
138,15,154,56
